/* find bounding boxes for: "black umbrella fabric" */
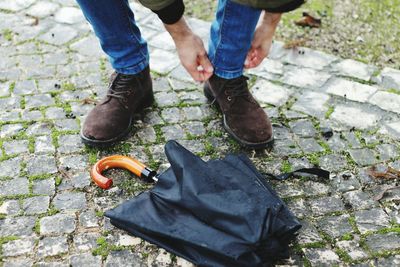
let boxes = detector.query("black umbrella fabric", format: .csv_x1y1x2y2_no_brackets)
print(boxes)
105,140,302,267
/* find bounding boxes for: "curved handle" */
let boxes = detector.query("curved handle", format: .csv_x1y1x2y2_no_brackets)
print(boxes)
91,155,156,189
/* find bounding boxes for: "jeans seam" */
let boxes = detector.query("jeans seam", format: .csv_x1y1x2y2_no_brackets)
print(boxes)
121,0,148,62
211,0,229,66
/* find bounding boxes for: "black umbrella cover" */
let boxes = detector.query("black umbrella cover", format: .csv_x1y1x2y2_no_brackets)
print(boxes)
105,140,301,267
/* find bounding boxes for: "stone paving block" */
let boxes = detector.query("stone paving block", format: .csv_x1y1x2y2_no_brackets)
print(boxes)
283,47,337,70
39,24,78,45
0,178,29,196
297,220,324,244
74,232,100,252
336,240,368,261
114,233,142,246
27,155,58,176
178,90,206,104
105,250,146,267
378,120,400,139
40,213,76,235
268,41,289,60
185,106,212,120
35,135,56,154
150,49,180,74
26,2,59,18
342,131,362,148
248,58,284,77
286,198,310,219
22,109,43,120
318,214,353,238
38,236,69,257
291,91,330,118
3,237,36,257
54,7,84,24
330,171,361,192
0,200,20,215
369,91,400,114
0,97,21,110
25,94,55,109
281,67,331,88
297,138,324,153
53,192,87,211
273,182,304,198
154,91,180,107
307,195,345,216
373,255,400,267
184,121,206,136
136,126,157,143
59,172,90,190
251,79,291,106
379,67,400,90
26,122,53,136
70,252,102,267
348,148,378,166
54,118,80,131
169,65,193,82
303,248,340,266
3,139,29,155
365,232,400,253
79,210,99,228
13,80,38,95
0,111,20,123
376,143,399,161
0,0,36,11
334,59,376,81
57,134,84,153
23,196,50,215
319,154,348,173
59,155,88,170
342,190,378,210
272,139,301,156
3,258,33,267
161,107,183,123
0,216,37,236
45,107,67,119
33,178,55,196
354,208,390,233
162,124,185,140
0,81,10,97
0,123,24,138
289,120,316,137
331,105,380,130
323,77,377,102
148,31,175,51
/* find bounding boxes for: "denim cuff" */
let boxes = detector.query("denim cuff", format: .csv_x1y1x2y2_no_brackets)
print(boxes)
152,0,185,24
213,67,243,79
114,56,149,75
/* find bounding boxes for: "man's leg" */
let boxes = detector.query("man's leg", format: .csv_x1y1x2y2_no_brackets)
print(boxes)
76,0,148,74
76,0,153,147
205,0,273,149
208,0,261,79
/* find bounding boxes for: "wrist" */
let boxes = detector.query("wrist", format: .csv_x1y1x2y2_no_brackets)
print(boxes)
165,17,193,42
262,12,282,26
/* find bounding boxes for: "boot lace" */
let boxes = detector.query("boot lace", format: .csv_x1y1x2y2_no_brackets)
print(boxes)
211,76,253,105
105,73,137,108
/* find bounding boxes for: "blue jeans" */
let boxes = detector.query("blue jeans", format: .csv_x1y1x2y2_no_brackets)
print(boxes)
76,0,261,79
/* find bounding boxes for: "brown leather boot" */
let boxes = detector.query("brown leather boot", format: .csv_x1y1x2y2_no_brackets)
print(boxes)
204,75,273,149
81,66,153,147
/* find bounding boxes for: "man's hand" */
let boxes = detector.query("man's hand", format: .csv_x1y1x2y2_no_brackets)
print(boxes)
244,12,281,69
165,17,213,82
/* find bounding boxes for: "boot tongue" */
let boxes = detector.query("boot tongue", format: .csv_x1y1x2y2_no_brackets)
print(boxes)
104,73,137,108
225,76,252,103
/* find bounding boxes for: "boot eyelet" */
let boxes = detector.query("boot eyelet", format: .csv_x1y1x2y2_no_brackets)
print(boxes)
227,96,232,101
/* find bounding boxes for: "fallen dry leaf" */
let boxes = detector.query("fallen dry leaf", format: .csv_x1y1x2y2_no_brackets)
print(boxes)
295,12,322,28
367,166,400,180
373,185,400,201
82,98,98,105
284,39,307,49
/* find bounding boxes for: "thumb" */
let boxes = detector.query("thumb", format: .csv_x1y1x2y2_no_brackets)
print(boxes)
198,53,214,73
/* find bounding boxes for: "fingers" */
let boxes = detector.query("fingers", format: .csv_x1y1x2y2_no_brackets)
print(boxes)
244,48,266,69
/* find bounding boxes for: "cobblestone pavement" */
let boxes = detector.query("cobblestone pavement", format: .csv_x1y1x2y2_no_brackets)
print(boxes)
1,1,400,266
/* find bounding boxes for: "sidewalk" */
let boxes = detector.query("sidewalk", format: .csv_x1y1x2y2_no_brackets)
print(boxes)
0,0,399,266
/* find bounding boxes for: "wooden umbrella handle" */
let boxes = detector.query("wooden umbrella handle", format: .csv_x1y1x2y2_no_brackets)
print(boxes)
91,155,157,189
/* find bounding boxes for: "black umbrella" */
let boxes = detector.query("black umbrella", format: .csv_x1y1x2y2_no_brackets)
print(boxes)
105,140,327,266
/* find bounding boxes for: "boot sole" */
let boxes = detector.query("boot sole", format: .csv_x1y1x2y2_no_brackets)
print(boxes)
204,84,274,149
80,95,154,148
